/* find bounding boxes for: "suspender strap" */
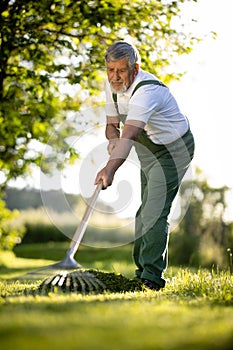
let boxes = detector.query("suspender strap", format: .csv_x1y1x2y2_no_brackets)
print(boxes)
131,79,167,97
112,79,167,109
112,93,120,115
112,79,167,116
112,79,168,149
112,93,117,103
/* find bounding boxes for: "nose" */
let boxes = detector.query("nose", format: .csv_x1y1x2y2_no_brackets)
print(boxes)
112,70,120,80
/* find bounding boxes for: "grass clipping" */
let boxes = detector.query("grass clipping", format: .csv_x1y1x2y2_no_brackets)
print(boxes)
92,270,143,293
37,269,143,295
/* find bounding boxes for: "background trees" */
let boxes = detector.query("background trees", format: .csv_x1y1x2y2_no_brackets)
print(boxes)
0,0,198,187
170,170,233,268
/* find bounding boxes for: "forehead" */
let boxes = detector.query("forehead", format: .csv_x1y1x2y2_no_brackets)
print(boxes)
106,57,130,69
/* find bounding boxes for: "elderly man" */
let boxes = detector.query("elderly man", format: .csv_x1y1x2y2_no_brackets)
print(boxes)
95,41,195,290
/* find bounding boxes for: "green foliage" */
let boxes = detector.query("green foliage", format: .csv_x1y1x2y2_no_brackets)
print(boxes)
0,0,200,187
20,221,134,245
0,198,25,250
22,222,70,243
170,170,233,268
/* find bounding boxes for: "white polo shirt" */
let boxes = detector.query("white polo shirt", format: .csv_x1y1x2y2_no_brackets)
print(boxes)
105,69,189,145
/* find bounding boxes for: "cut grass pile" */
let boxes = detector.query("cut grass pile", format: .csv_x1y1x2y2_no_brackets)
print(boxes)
37,270,143,295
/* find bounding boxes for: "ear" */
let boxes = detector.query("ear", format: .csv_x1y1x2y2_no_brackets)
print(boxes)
134,63,140,76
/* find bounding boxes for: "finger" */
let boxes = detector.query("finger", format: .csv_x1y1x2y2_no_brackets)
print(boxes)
94,174,107,189
94,173,101,185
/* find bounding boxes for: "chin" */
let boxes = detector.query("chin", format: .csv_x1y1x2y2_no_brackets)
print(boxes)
110,84,127,94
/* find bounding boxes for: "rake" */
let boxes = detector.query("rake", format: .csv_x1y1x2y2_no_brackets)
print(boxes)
38,181,106,294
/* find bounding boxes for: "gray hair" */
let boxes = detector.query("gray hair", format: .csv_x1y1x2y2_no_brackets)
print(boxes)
105,41,141,69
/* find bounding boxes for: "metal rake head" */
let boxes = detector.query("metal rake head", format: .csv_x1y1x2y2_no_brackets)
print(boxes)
38,270,106,295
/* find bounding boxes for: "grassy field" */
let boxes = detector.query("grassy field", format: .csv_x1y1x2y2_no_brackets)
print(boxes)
0,242,232,350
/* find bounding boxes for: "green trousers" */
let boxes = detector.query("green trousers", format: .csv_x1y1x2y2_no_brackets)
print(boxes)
133,129,195,287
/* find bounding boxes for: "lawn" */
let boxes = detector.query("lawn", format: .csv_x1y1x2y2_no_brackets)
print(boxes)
0,242,232,350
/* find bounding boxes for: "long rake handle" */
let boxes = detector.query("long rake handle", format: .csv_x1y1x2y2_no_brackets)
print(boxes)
69,182,102,256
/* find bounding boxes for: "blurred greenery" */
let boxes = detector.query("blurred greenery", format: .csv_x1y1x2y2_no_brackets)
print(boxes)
0,198,25,250
2,169,233,270
169,170,233,269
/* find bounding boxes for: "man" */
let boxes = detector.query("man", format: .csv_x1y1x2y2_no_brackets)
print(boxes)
94,41,195,291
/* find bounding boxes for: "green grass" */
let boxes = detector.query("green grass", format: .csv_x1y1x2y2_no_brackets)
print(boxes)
0,243,232,350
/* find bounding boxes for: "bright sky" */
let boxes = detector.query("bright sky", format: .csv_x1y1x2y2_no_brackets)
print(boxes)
11,0,233,222
170,0,233,220
171,0,233,190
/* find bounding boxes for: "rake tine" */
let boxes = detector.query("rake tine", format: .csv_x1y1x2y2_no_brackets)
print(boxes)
37,270,106,295
93,276,106,292
38,273,60,294
71,273,79,293
65,275,72,293
82,272,106,292
39,281,48,296
51,274,62,286
81,275,94,293
76,274,87,295
58,271,67,287
39,275,56,295
95,278,106,290
93,277,106,291
43,275,55,286
85,275,100,292
90,278,101,293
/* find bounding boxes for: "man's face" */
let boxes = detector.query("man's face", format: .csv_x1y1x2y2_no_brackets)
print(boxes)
106,57,139,93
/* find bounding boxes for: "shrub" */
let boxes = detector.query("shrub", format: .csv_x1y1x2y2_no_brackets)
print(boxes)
0,199,25,251
22,223,71,243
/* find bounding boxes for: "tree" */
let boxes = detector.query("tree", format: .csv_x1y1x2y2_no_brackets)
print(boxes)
0,0,200,189
170,169,232,268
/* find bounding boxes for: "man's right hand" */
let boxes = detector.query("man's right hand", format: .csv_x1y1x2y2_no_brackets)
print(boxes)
94,164,115,190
